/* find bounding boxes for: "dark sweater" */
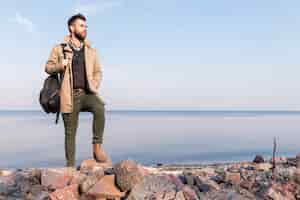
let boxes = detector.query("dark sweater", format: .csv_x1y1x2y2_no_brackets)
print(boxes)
69,43,88,91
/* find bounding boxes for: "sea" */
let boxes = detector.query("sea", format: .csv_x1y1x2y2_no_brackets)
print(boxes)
0,110,299,168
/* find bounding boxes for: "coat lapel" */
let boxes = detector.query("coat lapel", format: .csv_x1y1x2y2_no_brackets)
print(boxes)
84,45,92,76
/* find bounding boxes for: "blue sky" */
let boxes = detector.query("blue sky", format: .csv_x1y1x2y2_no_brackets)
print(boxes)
1,0,300,110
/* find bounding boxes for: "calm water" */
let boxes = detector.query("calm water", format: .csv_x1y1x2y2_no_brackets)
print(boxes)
1,110,300,168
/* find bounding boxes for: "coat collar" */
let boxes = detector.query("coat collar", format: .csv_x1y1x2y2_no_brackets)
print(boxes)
63,34,91,48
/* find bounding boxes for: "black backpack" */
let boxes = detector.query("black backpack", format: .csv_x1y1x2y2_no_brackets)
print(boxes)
39,43,67,124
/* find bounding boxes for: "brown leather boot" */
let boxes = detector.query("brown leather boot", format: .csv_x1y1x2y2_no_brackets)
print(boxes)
93,143,110,163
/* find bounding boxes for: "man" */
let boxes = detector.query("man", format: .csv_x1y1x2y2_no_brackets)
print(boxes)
45,13,111,167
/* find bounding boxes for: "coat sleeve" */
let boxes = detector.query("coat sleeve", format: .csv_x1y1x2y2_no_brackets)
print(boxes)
93,49,103,90
45,45,65,75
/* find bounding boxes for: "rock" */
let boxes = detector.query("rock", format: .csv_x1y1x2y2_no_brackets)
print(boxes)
253,155,265,163
87,174,125,199
270,157,288,164
175,190,186,200
195,167,216,177
41,168,75,190
296,153,300,168
208,190,251,200
113,159,145,192
240,179,253,190
167,174,184,190
0,170,14,177
0,169,44,198
164,190,177,199
80,159,112,175
181,185,199,200
194,175,220,192
182,171,195,186
264,186,285,200
79,170,104,194
293,168,300,184
49,183,79,200
255,163,272,171
127,174,177,200
276,166,296,181
224,171,241,185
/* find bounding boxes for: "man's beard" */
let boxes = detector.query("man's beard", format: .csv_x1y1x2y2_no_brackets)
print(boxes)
74,32,86,41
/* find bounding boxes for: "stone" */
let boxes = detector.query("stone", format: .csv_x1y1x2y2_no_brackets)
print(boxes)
296,153,300,168
80,159,112,175
113,159,145,192
253,155,264,163
41,168,75,190
181,185,199,200
87,174,125,199
293,168,300,184
240,179,253,190
79,170,104,194
0,170,14,177
167,174,184,190
175,190,186,200
182,171,195,186
163,190,176,199
264,186,285,200
195,167,216,177
255,163,272,171
194,175,220,192
49,183,79,200
127,174,177,200
224,171,241,185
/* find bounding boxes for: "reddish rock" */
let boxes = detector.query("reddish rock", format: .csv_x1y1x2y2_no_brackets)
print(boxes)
69,171,87,185
240,180,253,190
164,190,177,199
79,170,105,194
113,159,145,192
41,168,76,190
255,163,272,171
87,174,125,199
195,167,216,177
49,183,79,200
182,185,199,200
80,159,112,175
175,190,186,200
224,172,241,185
194,175,220,192
167,174,184,190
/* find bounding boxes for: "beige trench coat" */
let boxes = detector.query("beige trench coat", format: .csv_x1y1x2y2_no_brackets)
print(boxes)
45,35,105,113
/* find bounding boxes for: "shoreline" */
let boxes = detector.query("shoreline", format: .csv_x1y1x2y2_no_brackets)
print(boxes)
1,154,299,199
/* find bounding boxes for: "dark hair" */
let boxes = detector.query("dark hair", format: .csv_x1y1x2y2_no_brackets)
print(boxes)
67,13,86,33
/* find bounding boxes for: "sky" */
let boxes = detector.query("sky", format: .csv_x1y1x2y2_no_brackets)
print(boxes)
1,0,300,110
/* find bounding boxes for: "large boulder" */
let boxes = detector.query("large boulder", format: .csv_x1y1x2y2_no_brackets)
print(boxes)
86,174,125,199
113,160,145,192
41,167,76,190
127,174,177,200
49,183,79,200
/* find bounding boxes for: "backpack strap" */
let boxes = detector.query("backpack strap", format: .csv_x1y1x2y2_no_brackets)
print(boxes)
54,43,68,124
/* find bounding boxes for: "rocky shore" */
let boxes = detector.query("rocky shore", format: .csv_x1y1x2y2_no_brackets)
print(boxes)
1,154,300,200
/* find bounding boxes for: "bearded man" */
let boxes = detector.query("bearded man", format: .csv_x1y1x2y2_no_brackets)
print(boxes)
45,13,111,167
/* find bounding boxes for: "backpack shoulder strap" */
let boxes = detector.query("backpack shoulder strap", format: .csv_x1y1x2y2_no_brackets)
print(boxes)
54,43,67,125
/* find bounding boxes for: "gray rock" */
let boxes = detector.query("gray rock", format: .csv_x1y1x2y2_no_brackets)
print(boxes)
194,175,220,192
253,155,264,164
127,174,177,200
113,159,144,192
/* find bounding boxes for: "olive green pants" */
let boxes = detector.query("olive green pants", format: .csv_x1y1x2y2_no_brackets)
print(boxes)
62,88,106,167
